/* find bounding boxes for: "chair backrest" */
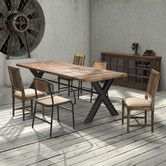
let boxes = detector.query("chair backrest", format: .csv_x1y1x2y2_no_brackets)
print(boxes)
73,52,85,66
34,77,54,103
145,69,160,104
92,61,107,70
8,66,24,93
34,77,51,94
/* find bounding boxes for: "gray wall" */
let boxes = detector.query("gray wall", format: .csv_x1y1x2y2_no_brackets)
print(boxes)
33,0,89,63
90,0,166,89
0,0,89,86
2,0,166,89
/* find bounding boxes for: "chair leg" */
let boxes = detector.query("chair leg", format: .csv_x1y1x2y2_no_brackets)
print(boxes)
12,95,15,116
30,100,33,115
68,81,76,104
57,106,60,122
151,109,154,132
58,77,60,91
32,102,37,128
68,80,71,96
22,100,25,121
71,80,74,96
145,110,147,125
90,85,93,103
127,108,130,132
122,101,125,125
42,106,45,117
50,106,54,137
72,89,76,104
80,81,83,94
71,102,75,129
77,81,80,99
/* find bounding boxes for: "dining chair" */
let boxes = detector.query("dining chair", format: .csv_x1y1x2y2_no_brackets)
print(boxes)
90,61,107,102
32,77,75,137
8,66,44,121
122,69,160,132
58,52,86,102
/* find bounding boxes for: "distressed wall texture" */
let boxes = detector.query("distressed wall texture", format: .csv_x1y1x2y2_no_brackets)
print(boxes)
1,0,166,89
34,0,89,63
90,0,166,89
0,0,89,86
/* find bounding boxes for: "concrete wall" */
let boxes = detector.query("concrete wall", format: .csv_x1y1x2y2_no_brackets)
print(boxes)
90,0,166,90
2,0,166,89
33,0,89,62
0,0,89,86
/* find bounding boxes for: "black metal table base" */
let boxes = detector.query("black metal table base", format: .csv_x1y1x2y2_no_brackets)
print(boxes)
84,79,118,123
28,70,118,124
29,69,44,88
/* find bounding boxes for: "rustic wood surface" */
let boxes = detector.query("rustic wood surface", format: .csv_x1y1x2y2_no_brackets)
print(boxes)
17,60,127,82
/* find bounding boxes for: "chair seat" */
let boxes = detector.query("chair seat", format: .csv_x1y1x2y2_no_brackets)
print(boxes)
122,69,160,133
32,77,75,137
15,88,44,99
123,97,151,108
36,95,71,106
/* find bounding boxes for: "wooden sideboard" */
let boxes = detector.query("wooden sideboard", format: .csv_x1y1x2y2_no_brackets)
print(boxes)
101,52,161,90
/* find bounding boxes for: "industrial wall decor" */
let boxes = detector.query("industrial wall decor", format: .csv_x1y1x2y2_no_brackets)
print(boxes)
0,0,45,59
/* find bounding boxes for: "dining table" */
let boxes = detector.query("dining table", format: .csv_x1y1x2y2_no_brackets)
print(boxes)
17,60,127,123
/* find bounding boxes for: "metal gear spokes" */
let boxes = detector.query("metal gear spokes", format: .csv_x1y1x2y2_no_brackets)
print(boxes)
0,0,45,58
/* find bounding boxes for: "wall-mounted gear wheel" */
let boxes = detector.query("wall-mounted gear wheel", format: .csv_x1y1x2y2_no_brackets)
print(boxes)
0,0,45,58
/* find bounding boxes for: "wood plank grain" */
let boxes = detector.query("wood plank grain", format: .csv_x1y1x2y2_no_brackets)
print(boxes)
17,60,127,82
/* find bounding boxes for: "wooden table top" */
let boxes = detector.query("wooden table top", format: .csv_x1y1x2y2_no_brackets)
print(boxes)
17,60,127,82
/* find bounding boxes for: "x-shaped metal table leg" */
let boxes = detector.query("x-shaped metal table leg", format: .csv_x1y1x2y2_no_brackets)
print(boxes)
29,69,45,88
84,79,118,123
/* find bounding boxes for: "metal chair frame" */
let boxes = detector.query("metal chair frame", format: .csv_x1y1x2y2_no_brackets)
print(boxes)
32,77,75,137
